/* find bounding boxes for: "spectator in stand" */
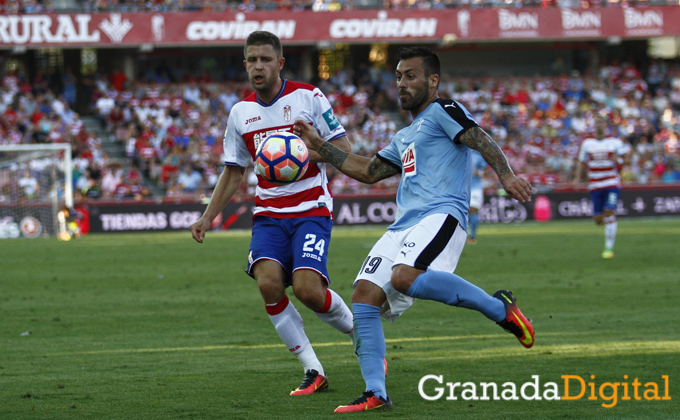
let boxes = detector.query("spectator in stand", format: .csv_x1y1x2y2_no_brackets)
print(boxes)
101,165,124,197
129,177,151,201
157,140,180,186
18,170,40,199
80,174,101,199
62,67,77,107
73,54,680,200
2,69,19,94
670,86,680,111
176,164,203,193
218,85,239,113
183,81,202,104
109,68,128,92
95,90,116,130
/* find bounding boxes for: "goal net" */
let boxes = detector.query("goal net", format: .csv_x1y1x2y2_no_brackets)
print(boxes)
0,144,73,239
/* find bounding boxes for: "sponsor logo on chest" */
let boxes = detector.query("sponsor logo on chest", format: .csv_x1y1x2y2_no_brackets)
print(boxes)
401,142,417,177
250,126,294,153
590,149,614,161
245,116,261,125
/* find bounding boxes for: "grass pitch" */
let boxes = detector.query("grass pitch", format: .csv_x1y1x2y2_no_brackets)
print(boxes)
1,219,679,419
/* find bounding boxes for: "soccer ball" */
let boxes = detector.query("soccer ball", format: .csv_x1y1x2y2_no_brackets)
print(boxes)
255,132,309,185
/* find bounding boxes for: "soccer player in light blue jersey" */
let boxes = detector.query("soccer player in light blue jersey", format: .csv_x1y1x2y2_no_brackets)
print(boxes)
294,47,535,413
468,150,488,244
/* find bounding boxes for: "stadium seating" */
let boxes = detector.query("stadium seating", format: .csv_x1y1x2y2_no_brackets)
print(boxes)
2,55,680,201
14,0,679,14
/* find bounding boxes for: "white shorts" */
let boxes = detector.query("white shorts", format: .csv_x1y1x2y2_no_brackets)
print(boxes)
353,213,467,322
470,187,484,210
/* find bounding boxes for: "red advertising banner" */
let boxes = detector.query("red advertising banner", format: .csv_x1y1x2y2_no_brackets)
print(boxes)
65,185,680,234
0,7,678,48
3,185,677,237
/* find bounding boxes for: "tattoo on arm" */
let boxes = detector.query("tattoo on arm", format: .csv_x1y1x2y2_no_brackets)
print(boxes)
367,156,400,182
316,142,398,183
459,127,512,178
317,142,348,169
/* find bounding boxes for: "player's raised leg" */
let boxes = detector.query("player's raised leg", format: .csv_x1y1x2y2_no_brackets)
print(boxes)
391,214,534,348
493,290,534,348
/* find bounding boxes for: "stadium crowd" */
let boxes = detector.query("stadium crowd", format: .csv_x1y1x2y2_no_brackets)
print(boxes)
0,66,153,202
321,57,680,194
5,0,677,14
439,59,680,191
2,55,680,202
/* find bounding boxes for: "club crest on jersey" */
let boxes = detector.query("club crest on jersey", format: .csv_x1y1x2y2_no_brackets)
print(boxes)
284,105,291,122
401,142,417,177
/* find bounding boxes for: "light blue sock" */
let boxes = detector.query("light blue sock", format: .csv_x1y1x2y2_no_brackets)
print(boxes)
406,271,506,323
469,213,479,239
352,303,387,400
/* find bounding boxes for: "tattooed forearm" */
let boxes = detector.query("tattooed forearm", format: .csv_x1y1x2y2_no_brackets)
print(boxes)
315,142,397,184
460,127,512,178
317,142,349,169
367,156,400,183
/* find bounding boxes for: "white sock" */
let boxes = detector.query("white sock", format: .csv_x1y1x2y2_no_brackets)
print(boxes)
295,345,324,376
314,289,355,345
604,216,617,250
266,296,323,374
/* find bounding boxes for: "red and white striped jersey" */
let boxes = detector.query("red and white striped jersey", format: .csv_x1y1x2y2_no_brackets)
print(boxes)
223,80,346,219
578,137,630,191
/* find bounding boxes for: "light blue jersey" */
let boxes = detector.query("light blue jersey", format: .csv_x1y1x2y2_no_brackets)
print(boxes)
470,151,487,191
377,98,479,232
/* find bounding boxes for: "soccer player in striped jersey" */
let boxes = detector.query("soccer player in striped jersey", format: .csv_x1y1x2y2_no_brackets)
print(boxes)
190,31,354,396
295,46,534,413
575,115,630,258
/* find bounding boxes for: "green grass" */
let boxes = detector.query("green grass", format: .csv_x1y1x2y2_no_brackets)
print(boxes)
1,219,679,419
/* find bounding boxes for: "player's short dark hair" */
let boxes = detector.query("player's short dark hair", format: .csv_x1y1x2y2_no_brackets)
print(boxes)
396,47,440,78
244,31,283,58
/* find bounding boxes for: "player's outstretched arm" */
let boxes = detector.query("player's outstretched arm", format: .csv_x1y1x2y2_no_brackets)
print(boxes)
459,126,532,203
308,135,351,163
294,119,399,184
190,165,246,243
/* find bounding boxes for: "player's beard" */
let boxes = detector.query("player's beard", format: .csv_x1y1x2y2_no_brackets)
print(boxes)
399,86,429,112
